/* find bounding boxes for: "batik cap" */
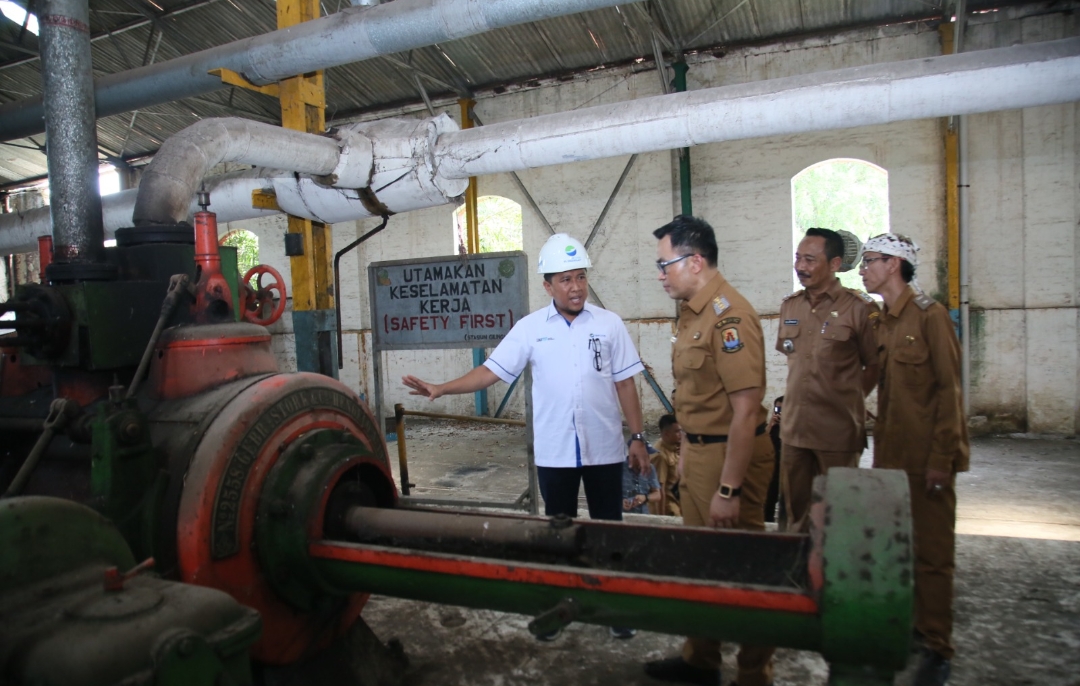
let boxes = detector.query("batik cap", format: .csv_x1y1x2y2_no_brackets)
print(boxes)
862,233,919,268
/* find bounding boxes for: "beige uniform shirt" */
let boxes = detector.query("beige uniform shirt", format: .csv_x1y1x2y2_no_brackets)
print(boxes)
649,439,681,516
874,286,970,475
776,280,879,451
673,273,769,435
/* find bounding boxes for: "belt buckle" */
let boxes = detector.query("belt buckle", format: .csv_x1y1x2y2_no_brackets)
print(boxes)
691,433,705,445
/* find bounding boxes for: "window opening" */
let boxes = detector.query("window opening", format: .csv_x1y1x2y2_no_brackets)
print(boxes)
220,229,260,274
791,159,889,291
454,196,523,254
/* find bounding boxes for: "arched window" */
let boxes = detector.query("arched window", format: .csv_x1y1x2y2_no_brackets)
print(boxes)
791,159,889,291
220,229,259,274
454,196,523,254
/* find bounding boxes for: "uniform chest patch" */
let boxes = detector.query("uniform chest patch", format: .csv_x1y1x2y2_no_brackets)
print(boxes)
720,326,743,353
783,319,798,325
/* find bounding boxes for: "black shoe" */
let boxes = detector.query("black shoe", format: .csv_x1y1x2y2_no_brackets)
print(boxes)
643,657,720,686
914,649,951,686
609,626,637,639
535,627,562,642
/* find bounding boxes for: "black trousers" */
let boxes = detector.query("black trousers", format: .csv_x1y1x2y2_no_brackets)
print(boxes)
536,462,623,521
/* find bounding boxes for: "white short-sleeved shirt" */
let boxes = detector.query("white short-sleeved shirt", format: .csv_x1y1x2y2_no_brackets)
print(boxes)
484,301,644,468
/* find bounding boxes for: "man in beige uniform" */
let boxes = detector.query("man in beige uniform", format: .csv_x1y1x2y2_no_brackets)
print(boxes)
645,216,775,686
860,233,969,686
777,228,878,532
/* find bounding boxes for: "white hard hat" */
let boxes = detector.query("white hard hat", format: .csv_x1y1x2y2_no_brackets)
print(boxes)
537,233,592,274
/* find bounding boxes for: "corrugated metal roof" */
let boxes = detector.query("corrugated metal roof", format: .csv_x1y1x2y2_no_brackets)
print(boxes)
0,0,1036,190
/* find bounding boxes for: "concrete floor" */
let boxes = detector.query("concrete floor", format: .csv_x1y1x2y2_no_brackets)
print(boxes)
358,422,1080,686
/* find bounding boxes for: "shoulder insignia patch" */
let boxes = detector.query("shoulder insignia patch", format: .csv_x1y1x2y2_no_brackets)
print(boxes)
913,292,936,310
720,326,743,353
716,316,742,328
782,289,804,302
842,287,876,302
712,296,731,317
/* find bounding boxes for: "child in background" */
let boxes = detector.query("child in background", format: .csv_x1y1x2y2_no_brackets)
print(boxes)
650,415,682,516
622,444,661,514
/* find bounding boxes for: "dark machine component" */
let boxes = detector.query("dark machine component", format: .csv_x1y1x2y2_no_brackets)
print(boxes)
0,284,72,359
0,497,261,686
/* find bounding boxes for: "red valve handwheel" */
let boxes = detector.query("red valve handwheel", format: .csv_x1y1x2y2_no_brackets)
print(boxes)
241,264,287,326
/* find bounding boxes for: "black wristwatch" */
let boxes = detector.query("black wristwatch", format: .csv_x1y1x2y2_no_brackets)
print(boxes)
717,483,742,499
629,433,646,445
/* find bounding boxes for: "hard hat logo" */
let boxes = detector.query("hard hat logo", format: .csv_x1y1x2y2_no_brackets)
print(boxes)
538,233,592,274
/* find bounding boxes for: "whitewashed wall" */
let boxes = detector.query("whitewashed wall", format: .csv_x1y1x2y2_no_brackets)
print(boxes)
227,7,1079,436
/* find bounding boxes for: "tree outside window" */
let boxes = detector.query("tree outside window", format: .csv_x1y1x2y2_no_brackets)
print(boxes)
791,159,889,291
220,229,259,275
454,196,523,254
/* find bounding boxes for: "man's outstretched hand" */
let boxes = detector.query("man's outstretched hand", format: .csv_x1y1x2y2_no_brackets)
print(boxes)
402,375,442,400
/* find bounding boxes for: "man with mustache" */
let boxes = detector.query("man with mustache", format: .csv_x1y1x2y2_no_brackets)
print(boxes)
775,228,879,532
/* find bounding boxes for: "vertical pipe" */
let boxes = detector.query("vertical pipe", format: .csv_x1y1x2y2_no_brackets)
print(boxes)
672,61,692,217
394,403,411,496
460,99,480,253
958,114,971,416
940,24,961,314
953,0,972,415
461,98,487,417
39,0,104,266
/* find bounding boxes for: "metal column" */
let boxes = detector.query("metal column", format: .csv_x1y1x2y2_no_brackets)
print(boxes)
461,98,488,417
278,0,338,378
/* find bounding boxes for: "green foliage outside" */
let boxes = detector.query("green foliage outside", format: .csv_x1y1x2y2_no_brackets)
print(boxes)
222,229,259,275
792,159,889,290
477,196,523,253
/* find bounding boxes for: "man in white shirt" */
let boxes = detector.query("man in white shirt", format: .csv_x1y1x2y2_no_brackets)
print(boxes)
403,234,650,525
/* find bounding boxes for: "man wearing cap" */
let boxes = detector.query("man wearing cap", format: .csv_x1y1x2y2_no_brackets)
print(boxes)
645,216,776,686
776,228,879,532
402,233,648,640
859,233,969,686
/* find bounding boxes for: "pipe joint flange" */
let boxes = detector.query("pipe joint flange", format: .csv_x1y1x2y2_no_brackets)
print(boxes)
321,129,374,189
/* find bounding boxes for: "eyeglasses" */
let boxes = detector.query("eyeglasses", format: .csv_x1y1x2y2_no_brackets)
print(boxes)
655,253,696,274
588,335,602,372
860,256,892,268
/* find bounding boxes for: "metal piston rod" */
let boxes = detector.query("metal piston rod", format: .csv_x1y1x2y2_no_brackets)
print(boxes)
300,468,914,682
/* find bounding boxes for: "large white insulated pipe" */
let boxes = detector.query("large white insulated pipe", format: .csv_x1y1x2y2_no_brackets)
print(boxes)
1,37,1078,253
0,171,283,251
0,0,641,141
434,36,1080,178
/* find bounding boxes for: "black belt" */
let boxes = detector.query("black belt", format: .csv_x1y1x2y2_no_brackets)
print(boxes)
685,422,767,445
